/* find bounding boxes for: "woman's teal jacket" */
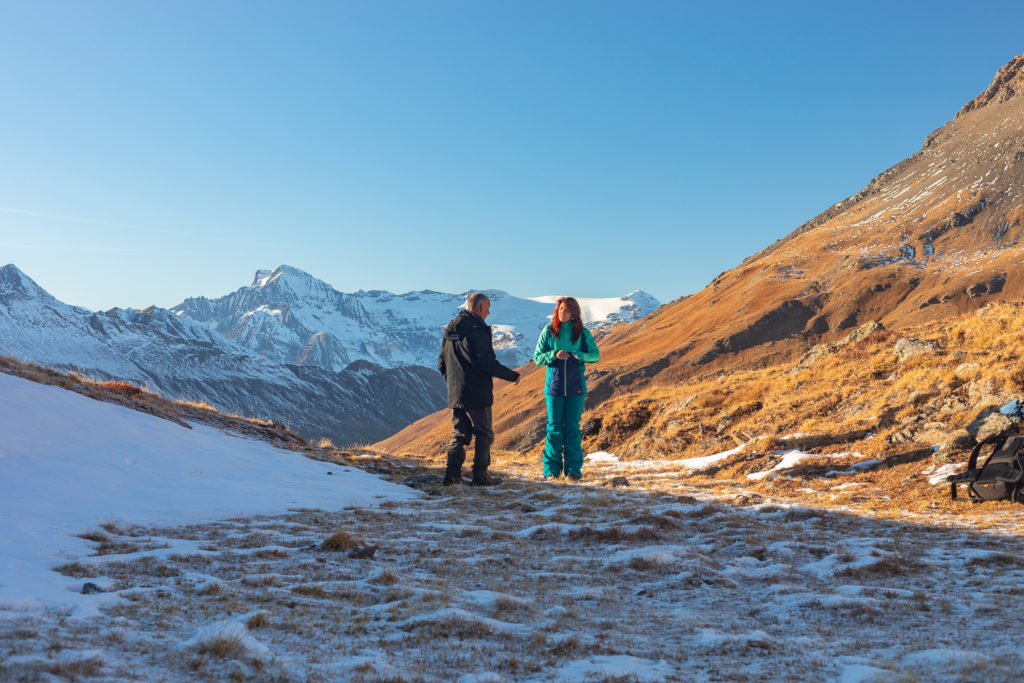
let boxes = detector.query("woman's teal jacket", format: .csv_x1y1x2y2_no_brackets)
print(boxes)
533,324,600,396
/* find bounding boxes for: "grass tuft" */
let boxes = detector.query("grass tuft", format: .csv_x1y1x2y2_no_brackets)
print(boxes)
246,612,270,629
318,528,361,552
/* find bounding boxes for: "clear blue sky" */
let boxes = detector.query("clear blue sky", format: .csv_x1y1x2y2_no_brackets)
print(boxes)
2,1,1022,310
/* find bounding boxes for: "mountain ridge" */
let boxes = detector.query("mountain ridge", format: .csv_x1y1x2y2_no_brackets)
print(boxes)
0,264,445,445
0,263,658,446
170,264,660,371
957,53,1024,118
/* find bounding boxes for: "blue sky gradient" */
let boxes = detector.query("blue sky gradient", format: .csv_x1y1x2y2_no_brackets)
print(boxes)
2,1,1023,309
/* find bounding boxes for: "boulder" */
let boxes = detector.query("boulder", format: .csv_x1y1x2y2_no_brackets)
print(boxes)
968,379,1013,411
794,342,838,368
914,423,959,448
842,320,884,345
793,321,885,370
894,338,939,362
954,362,982,378
965,410,1015,442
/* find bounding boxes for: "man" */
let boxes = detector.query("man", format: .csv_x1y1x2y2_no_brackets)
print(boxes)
438,292,520,486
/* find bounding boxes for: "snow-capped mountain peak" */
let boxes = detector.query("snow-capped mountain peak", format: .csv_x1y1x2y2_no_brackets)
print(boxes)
1,264,54,303
250,265,339,305
171,270,661,371
252,269,275,287
0,266,448,446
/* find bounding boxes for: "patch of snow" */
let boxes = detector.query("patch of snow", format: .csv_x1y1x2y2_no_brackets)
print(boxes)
553,655,674,682
835,662,894,683
603,545,689,567
460,590,528,609
747,450,856,481
514,523,573,539
457,674,507,683
800,543,890,580
396,607,528,635
182,620,269,657
926,463,962,486
0,372,418,615
692,627,773,650
848,458,880,470
585,451,619,463
900,648,989,667
678,443,744,473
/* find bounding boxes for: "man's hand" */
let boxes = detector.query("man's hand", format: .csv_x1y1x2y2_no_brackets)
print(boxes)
555,350,570,360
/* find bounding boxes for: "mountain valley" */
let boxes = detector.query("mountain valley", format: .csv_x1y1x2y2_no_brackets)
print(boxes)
380,54,1024,463
0,264,657,445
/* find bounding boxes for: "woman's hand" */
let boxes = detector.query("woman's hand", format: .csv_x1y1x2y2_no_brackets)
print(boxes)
555,350,570,360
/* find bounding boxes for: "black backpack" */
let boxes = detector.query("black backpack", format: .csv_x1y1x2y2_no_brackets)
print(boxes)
947,433,1024,502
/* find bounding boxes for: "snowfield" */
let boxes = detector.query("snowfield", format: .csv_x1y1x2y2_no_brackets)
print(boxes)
3,373,1024,681
0,372,418,615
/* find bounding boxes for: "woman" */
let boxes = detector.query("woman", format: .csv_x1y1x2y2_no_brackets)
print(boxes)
533,297,600,481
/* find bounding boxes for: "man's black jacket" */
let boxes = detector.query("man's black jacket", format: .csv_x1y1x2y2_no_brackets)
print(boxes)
438,309,520,409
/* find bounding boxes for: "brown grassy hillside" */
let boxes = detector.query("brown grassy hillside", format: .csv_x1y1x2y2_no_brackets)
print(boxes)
379,54,1024,459
376,302,1024,525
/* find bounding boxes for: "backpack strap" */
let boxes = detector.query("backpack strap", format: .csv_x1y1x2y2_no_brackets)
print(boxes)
969,433,1021,501
950,433,1008,499
1006,438,1024,502
968,433,1007,472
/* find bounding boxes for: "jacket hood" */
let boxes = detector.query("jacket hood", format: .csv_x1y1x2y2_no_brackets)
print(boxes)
444,309,487,341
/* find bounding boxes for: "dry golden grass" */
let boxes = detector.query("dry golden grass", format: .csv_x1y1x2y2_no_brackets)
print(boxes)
194,632,248,659
246,612,270,629
370,569,400,586
367,302,1024,526
37,656,105,679
317,528,361,552
570,303,1024,471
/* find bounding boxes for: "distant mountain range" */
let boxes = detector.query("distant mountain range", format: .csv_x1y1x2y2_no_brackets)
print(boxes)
0,264,659,445
171,265,661,370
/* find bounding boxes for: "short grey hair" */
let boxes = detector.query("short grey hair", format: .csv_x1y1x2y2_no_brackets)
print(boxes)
466,292,489,313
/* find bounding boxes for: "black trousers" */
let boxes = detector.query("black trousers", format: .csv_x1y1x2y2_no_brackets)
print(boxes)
445,406,494,481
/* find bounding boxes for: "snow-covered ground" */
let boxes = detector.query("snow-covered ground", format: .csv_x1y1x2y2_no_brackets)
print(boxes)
0,372,417,617
4,373,1024,681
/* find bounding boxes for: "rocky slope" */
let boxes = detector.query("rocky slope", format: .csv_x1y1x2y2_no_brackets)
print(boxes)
0,265,444,445
171,265,660,371
379,54,1024,456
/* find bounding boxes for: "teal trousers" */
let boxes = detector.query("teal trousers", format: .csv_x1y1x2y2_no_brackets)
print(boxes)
543,394,586,477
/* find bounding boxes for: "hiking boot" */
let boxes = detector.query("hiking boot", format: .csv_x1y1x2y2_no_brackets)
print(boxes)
543,474,560,481
566,474,582,483
441,476,465,486
469,474,503,487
